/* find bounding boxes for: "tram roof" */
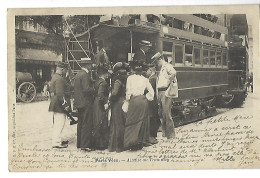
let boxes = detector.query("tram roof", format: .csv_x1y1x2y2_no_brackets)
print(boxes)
75,23,159,41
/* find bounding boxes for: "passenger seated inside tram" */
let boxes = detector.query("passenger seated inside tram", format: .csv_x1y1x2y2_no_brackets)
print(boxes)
146,14,160,25
217,59,221,66
128,14,140,24
185,56,193,66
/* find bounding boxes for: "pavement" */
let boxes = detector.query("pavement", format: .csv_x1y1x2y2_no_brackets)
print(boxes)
10,92,260,171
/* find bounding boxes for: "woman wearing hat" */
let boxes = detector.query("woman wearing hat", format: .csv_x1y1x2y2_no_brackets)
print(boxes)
92,66,110,150
108,62,129,152
124,63,154,150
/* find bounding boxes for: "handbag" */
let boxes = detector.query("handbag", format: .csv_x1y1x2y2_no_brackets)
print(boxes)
122,100,129,113
165,77,178,98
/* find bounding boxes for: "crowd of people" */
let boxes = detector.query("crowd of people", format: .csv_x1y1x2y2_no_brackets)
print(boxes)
48,40,178,152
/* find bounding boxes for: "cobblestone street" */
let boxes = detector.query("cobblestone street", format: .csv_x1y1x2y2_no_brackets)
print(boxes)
10,92,260,171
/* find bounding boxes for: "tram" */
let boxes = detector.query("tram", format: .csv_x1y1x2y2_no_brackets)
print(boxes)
65,14,248,126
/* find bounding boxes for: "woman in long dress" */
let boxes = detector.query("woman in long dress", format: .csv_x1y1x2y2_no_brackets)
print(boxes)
124,63,154,150
108,63,128,152
92,67,110,150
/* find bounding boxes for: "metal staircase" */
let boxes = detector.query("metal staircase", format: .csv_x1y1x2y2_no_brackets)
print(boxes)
63,17,95,82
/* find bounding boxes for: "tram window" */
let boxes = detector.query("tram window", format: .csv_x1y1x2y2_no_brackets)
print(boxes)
185,45,193,54
203,50,209,66
210,51,216,66
223,53,227,66
215,32,221,39
163,41,173,52
175,45,184,64
185,45,193,66
202,28,209,36
194,48,201,65
183,22,193,32
194,25,202,35
172,19,184,30
163,41,173,63
216,52,221,67
163,54,173,64
185,56,192,66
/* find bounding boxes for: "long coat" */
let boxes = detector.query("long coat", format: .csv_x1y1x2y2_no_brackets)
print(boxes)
133,49,149,64
73,69,94,109
108,75,127,152
49,73,71,113
93,78,109,149
74,69,95,149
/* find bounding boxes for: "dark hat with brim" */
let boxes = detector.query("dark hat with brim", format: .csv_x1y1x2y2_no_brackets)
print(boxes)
139,40,152,47
57,62,68,69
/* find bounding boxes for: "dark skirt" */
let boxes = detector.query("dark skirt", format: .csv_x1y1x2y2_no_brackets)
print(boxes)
92,98,109,149
108,96,126,152
148,100,160,138
124,95,149,148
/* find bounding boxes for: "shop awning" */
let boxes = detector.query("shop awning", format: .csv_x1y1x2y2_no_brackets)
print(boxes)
16,48,62,65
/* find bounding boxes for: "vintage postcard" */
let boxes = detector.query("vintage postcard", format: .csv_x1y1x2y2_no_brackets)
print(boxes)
7,5,260,171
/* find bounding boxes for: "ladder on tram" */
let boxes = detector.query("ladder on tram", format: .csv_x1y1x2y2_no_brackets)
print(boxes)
63,17,95,82
64,36,94,82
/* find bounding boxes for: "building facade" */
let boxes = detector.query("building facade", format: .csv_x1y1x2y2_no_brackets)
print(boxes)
15,19,64,92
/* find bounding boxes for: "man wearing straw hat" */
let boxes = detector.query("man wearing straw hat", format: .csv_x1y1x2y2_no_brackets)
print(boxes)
151,52,178,140
133,40,152,64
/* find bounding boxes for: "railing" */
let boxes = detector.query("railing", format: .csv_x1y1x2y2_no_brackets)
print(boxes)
161,26,226,47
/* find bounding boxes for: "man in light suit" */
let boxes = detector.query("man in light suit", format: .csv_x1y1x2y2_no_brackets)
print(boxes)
151,52,177,139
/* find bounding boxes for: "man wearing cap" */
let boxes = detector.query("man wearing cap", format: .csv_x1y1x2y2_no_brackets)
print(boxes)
133,40,152,64
74,64,95,151
49,62,71,148
151,52,177,140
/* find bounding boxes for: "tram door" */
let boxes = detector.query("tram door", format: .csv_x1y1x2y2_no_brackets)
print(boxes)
131,31,159,62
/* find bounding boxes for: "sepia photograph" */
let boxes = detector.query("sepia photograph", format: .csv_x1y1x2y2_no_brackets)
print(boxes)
7,5,260,171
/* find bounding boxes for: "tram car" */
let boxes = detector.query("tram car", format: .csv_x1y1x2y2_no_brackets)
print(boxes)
65,14,248,126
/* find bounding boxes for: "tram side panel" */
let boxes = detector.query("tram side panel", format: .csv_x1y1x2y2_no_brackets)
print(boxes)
174,67,229,102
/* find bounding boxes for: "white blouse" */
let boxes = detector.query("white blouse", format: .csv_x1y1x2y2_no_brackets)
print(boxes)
126,74,154,101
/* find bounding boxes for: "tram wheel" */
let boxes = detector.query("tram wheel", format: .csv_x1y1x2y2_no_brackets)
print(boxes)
215,92,246,108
